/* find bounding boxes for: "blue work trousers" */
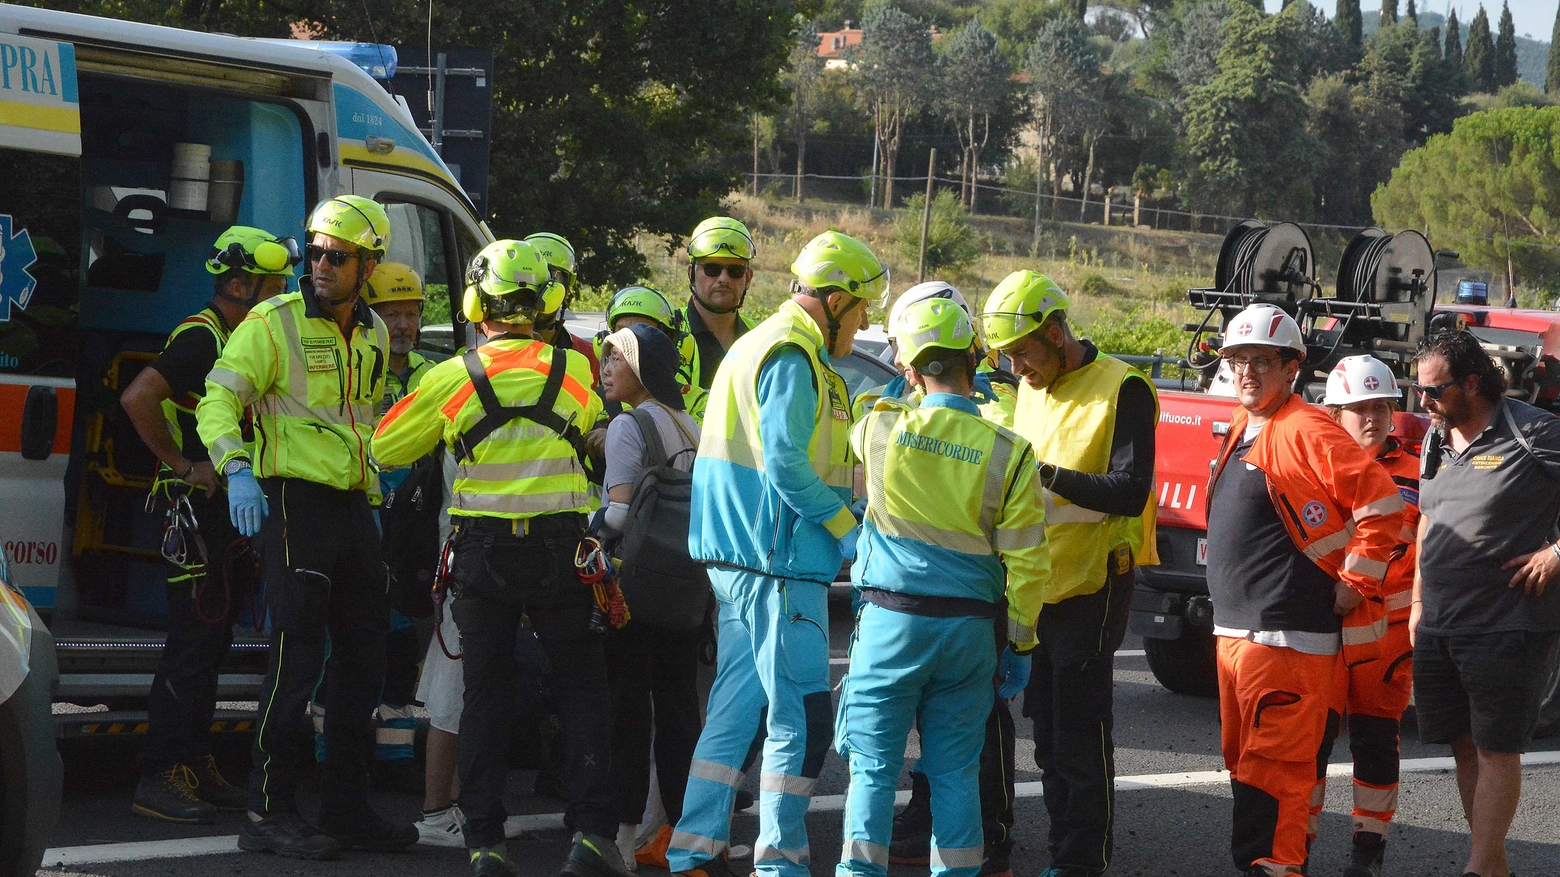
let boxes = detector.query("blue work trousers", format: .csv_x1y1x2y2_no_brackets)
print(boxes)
836,603,995,877
667,568,832,877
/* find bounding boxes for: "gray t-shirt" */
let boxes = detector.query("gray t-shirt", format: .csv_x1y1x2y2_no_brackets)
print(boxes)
1419,398,1560,636
604,402,700,491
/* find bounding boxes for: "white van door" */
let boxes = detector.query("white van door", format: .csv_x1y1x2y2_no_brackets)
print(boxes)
0,34,82,610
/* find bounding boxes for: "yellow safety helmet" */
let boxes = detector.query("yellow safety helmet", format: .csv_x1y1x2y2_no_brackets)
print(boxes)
524,232,578,292
897,298,976,369
978,270,1071,351
688,216,756,262
363,262,425,307
461,240,563,325
206,226,301,277
608,285,678,331
790,230,889,302
305,195,390,255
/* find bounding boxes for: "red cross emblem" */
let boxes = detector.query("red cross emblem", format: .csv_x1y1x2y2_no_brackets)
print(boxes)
1301,501,1328,527
1363,376,1380,391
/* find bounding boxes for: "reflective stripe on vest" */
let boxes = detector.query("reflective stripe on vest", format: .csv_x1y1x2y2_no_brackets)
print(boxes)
160,309,228,452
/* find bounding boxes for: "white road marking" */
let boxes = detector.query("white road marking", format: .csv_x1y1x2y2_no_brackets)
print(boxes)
45,751,1560,865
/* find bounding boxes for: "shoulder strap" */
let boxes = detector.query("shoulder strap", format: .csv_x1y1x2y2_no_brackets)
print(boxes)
452,348,597,480
1502,400,1536,458
627,407,671,468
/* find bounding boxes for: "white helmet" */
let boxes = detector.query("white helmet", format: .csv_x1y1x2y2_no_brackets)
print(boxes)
1221,304,1306,356
1323,355,1400,406
889,281,969,335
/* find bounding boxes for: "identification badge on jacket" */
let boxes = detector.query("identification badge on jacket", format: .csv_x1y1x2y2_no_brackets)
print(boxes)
302,339,336,373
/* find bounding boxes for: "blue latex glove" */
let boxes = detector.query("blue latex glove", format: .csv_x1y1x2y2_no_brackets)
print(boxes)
849,497,868,521
996,645,1032,699
839,526,860,562
226,468,269,537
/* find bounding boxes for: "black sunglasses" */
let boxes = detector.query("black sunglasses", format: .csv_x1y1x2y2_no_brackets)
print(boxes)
1411,380,1457,400
698,262,748,280
305,244,360,268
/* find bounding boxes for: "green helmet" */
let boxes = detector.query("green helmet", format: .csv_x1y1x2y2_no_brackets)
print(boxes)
790,230,889,302
524,232,577,290
306,195,390,255
897,298,976,367
978,270,1071,351
462,240,563,325
688,216,756,262
206,226,301,277
608,285,676,331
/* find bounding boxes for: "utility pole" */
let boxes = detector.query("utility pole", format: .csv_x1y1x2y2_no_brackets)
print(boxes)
752,114,760,196
918,148,937,283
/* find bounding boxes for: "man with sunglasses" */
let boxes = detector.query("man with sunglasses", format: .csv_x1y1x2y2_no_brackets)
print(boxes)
1410,330,1560,877
678,216,757,422
197,195,415,859
976,270,1157,877
120,225,295,825
1203,304,1402,877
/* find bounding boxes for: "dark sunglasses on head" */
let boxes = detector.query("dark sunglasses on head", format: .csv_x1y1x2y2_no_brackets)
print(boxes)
1411,380,1457,400
305,244,360,267
699,262,748,280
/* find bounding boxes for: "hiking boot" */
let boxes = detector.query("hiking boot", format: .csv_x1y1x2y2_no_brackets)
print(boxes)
131,765,217,824
979,839,1013,877
416,804,467,847
238,811,342,860
1343,831,1386,877
635,824,673,869
188,754,247,811
561,830,634,877
888,770,932,865
318,808,419,852
471,845,518,876
674,853,738,877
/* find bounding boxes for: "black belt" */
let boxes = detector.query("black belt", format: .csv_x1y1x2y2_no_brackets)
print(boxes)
860,587,999,619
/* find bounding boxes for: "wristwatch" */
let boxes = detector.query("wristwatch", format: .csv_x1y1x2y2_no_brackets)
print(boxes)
221,458,252,478
1039,462,1058,490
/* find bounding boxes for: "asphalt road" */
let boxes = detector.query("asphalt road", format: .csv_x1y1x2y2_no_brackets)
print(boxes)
37,594,1560,877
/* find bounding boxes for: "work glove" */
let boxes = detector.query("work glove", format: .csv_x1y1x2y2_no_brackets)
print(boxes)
996,645,1031,700
850,496,868,521
839,526,860,563
226,468,268,537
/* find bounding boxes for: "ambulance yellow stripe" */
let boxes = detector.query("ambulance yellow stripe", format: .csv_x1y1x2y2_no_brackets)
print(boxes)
0,101,81,134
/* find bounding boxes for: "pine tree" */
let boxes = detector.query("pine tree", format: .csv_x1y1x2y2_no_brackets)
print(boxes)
1548,3,1560,93
1494,1,1519,88
1381,0,1398,26
1465,5,1495,93
1336,0,1363,48
1445,8,1464,69
1404,0,1417,24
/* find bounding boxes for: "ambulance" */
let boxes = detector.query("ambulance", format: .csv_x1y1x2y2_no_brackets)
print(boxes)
0,4,491,730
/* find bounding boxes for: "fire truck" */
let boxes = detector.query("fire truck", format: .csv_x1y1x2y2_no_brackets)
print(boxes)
1131,220,1560,737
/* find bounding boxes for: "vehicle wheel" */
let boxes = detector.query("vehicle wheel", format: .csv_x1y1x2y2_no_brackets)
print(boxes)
0,602,61,877
1533,645,1560,739
1144,626,1219,698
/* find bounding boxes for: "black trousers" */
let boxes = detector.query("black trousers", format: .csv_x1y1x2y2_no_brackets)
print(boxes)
605,619,703,825
143,486,250,774
449,514,615,847
247,478,388,817
1022,556,1134,874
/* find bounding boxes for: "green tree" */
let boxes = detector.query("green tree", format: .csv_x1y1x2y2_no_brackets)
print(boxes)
1465,5,1496,93
1404,0,1417,25
894,190,980,273
1380,0,1397,26
1336,0,1363,49
982,0,1066,64
1368,14,1466,143
1494,1,1519,88
1064,0,1088,21
1027,16,1108,217
855,4,934,207
1549,4,1560,94
1444,9,1464,78
786,20,826,202
937,17,1014,213
1307,72,1407,223
1373,107,1560,295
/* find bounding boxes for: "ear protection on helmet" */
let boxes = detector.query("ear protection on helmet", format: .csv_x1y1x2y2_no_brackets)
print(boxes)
462,284,486,323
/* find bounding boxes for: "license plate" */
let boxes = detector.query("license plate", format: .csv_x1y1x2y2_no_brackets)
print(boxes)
1196,537,1208,565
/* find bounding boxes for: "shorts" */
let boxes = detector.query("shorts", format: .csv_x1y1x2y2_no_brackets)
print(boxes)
1413,629,1560,753
417,596,464,734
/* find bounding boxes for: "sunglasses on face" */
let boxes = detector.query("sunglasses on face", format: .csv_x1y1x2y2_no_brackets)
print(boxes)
1412,380,1457,400
698,262,748,280
305,244,360,267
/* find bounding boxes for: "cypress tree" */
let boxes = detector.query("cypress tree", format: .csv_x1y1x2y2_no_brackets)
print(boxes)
1548,3,1560,93
1381,0,1398,26
1336,0,1363,48
1405,0,1417,25
1494,1,1519,87
1466,5,1495,93
1066,0,1087,21
1445,8,1464,69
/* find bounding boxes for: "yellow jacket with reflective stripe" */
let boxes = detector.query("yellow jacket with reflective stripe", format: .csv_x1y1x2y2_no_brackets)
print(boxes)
1013,354,1158,604
370,336,602,520
197,286,388,492
850,393,1050,650
161,308,229,454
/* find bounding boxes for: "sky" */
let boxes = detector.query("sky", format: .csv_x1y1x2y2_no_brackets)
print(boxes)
1264,0,1558,40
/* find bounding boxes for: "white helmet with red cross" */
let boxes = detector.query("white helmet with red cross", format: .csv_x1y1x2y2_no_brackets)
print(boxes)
1220,304,1306,357
1323,354,1400,406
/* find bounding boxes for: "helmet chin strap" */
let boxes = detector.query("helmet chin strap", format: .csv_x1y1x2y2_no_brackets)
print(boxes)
810,288,860,355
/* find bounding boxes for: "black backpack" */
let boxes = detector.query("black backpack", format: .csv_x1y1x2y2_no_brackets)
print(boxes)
615,407,710,630
381,452,444,618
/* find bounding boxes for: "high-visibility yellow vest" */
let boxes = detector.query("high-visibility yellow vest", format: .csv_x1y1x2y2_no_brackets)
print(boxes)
197,288,388,492
371,336,601,520
380,349,434,416
1013,354,1158,604
160,307,229,454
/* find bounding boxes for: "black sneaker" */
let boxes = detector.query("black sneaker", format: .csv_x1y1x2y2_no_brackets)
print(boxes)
131,765,217,824
733,789,755,813
188,754,248,812
888,771,932,865
238,811,343,860
560,830,633,877
979,839,1013,877
471,845,517,876
1342,831,1386,877
318,808,419,852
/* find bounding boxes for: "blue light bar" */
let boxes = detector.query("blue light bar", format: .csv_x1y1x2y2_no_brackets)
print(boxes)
312,42,398,79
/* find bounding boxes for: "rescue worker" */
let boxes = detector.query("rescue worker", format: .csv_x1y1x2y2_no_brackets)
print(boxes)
196,196,416,858
1316,355,1421,877
837,297,1049,877
977,270,1157,877
1204,305,1403,877
120,225,294,823
667,231,885,877
371,240,624,877
365,261,436,417
527,231,601,382
678,216,757,422
591,285,695,417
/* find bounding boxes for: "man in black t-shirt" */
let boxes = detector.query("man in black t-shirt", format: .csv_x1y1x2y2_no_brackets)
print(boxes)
119,226,296,824
1411,330,1560,877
